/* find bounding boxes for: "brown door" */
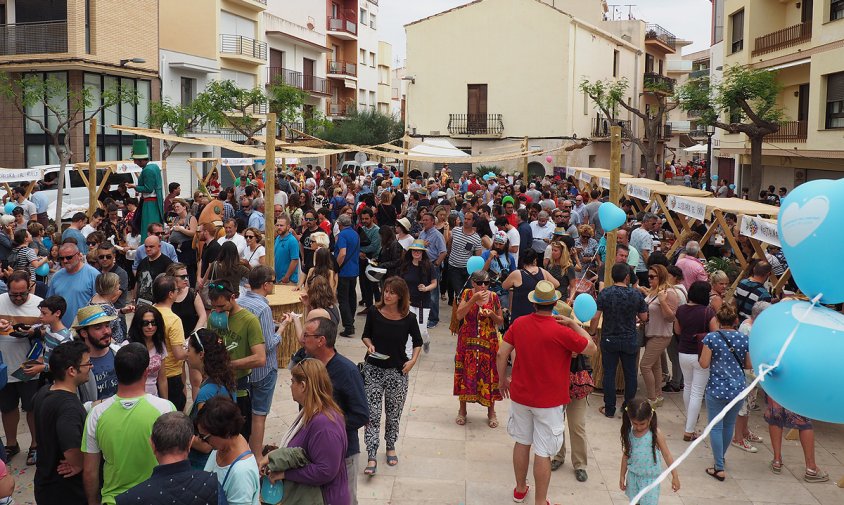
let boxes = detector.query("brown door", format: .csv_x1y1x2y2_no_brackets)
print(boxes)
467,84,487,134
802,0,813,23
269,49,284,84
303,58,315,91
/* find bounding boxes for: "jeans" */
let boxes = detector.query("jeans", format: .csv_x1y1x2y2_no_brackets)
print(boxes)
679,353,709,433
337,276,358,334
706,392,742,471
428,265,440,326
600,338,639,416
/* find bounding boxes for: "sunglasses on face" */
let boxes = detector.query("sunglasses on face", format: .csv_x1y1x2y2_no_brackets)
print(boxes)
141,320,157,327
245,235,255,239
98,255,113,260
60,254,77,262
474,280,490,285
197,432,212,443
177,274,189,280
87,242,97,247
154,232,165,237
648,275,657,279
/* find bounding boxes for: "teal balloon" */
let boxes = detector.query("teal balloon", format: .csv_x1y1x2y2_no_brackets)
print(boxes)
466,256,484,275
598,202,626,233
43,237,53,250
778,179,844,303
3,202,14,214
573,293,597,322
35,263,49,277
392,177,400,187
750,300,844,423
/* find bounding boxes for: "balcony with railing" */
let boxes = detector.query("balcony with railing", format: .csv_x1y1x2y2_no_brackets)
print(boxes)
643,72,676,94
752,22,812,56
267,67,330,94
0,21,68,56
220,34,267,62
645,23,677,52
327,100,349,117
767,120,807,143
447,114,504,137
591,117,631,139
327,10,357,40
327,60,357,78
689,68,709,79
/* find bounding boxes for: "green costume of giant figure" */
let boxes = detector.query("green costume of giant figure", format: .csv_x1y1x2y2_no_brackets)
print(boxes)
130,139,164,240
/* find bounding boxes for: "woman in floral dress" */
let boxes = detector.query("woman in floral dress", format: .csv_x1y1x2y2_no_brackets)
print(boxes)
453,270,504,428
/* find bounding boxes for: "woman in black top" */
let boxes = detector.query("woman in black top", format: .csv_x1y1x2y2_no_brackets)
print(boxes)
400,239,437,353
361,277,423,476
376,191,397,227
501,248,559,321
376,226,404,279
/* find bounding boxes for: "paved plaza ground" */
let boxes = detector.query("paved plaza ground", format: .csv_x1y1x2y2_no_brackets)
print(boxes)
5,303,844,504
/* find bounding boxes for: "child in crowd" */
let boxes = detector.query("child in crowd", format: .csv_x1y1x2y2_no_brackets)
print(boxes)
620,398,680,505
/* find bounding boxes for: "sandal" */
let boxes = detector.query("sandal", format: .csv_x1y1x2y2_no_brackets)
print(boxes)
26,446,36,466
364,460,377,476
706,467,726,482
386,452,399,466
804,468,829,483
455,413,467,426
770,460,782,474
683,432,699,442
488,414,499,428
3,443,19,459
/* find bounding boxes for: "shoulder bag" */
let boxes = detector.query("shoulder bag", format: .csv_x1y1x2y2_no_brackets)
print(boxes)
569,354,594,400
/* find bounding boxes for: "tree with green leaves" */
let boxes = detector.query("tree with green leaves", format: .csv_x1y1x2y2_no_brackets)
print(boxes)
580,77,677,180
315,107,403,146
676,65,783,197
0,72,137,223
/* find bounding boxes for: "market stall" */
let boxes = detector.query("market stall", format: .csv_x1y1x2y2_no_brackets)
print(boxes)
738,214,792,296
266,284,305,367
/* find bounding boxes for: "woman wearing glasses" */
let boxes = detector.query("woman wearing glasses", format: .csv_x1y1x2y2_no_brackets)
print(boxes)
127,305,168,398
260,358,349,505
186,328,237,470
240,227,266,268
169,199,198,285
641,264,679,409
168,262,208,394
453,270,504,428
361,277,422,476
89,272,127,343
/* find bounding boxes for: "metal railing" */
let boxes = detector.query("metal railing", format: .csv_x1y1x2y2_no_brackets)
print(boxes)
645,23,677,50
752,21,812,56
447,114,504,136
689,68,709,79
303,74,329,94
0,21,68,55
281,122,305,140
328,101,348,116
643,72,676,94
591,117,631,138
268,67,302,87
220,34,267,60
327,11,357,36
767,120,807,142
327,60,357,77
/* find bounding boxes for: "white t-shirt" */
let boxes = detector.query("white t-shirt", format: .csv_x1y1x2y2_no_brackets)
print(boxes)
218,233,248,256
0,293,43,384
241,245,266,268
82,224,97,238
398,235,414,250
506,227,520,250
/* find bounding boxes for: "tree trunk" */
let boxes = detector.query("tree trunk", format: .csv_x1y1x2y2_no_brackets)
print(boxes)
54,141,70,226
748,135,764,200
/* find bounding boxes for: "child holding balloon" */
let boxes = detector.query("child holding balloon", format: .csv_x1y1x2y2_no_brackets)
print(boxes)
620,398,680,505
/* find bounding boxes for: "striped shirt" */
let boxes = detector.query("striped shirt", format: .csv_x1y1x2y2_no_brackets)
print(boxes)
237,290,280,382
448,226,482,268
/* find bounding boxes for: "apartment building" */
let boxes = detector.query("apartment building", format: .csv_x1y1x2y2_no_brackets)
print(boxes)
718,0,844,190
264,0,331,139
405,0,670,177
326,0,358,118
0,0,159,168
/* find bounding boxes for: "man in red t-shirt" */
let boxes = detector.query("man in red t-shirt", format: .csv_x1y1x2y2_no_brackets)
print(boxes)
497,280,596,505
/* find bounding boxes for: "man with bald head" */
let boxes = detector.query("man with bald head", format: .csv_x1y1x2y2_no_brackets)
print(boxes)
134,235,173,306
47,243,99,327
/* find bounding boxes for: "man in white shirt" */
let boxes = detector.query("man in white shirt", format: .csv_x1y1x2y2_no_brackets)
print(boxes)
217,218,247,255
529,211,554,253
10,186,37,223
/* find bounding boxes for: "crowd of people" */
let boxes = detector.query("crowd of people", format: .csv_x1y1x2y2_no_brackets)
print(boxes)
0,148,827,505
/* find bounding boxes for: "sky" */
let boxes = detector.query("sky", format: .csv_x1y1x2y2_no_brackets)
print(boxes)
379,0,713,65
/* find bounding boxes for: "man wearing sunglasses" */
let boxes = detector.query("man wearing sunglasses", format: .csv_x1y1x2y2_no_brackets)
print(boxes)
131,223,178,273
97,242,129,317
47,243,99,328
134,235,173,307
32,340,91,505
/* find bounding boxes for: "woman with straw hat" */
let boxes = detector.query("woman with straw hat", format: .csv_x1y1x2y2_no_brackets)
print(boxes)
400,239,437,354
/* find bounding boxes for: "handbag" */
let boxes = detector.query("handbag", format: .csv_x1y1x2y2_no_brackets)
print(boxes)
569,354,594,400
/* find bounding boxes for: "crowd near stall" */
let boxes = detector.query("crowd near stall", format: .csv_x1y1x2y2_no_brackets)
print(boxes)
0,120,838,505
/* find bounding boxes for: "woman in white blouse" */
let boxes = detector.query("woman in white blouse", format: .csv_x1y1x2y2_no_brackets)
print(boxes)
241,226,266,267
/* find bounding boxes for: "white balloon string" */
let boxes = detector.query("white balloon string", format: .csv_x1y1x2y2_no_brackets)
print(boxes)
629,294,821,505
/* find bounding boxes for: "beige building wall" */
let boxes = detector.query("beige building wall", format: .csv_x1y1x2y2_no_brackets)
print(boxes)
160,0,218,60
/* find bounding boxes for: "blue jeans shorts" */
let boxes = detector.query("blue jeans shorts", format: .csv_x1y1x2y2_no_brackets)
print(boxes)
250,368,278,416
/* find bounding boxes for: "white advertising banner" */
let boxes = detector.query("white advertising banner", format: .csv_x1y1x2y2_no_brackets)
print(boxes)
626,184,652,202
740,215,780,247
566,167,577,179
667,195,708,221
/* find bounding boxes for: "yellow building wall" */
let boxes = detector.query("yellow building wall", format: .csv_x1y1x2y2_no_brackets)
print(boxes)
160,0,218,60
88,0,159,73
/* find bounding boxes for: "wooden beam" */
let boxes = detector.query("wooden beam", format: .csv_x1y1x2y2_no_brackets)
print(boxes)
23,181,36,199
74,165,90,191
88,118,97,217
95,166,114,201
604,126,621,288
714,210,748,271
265,113,277,274
521,137,529,181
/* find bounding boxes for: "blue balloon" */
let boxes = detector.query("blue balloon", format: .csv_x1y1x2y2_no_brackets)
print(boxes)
573,293,597,322
3,202,14,214
729,184,736,190
598,202,626,233
35,263,49,277
750,300,844,423
43,237,53,250
778,179,844,304
260,477,284,504
391,177,400,187
466,256,484,275
711,174,719,180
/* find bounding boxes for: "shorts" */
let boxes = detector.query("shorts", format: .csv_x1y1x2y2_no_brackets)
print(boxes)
506,401,566,457
250,368,278,416
0,380,39,413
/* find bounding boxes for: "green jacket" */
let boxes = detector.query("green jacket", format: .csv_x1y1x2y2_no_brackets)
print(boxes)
135,163,165,220
267,447,324,505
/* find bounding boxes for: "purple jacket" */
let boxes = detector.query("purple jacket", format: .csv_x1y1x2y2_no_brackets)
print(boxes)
284,412,349,505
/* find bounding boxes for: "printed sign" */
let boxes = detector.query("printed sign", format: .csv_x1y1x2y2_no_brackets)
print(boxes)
740,214,780,247
626,184,652,202
115,163,142,174
668,195,708,221
599,177,611,189
566,167,577,179
220,158,255,166
0,168,44,183
579,171,593,184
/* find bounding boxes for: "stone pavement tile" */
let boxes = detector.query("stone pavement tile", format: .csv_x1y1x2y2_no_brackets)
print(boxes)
672,470,748,500
734,478,820,505
806,483,844,505
404,419,467,441
399,437,467,460
681,497,751,505
464,458,517,484
391,477,465,503
355,473,396,501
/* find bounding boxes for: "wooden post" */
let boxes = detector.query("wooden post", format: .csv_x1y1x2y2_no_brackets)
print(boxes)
265,113,277,275
521,136,529,181
604,126,621,287
403,133,409,190
88,118,98,217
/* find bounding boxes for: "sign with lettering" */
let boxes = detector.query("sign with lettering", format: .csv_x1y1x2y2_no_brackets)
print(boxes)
221,158,255,166
0,168,45,183
668,195,708,221
626,184,652,202
114,163,142,174
566,167,577,179
740,214,780,247
579,171,593,184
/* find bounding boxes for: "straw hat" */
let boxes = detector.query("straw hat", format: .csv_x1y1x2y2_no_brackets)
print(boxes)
396,217,411,232
73,305,118,329
553,226,568,236
528,280,561,305
408,239,427,251
554,300,573,318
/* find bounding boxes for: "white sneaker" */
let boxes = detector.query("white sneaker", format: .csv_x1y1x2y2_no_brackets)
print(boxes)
731,439,758,453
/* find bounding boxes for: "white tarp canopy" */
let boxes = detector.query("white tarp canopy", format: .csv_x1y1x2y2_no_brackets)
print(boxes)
408,139,470,158
683,144,709,153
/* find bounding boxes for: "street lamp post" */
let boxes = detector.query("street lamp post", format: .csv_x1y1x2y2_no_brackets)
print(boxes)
705,124,716,192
